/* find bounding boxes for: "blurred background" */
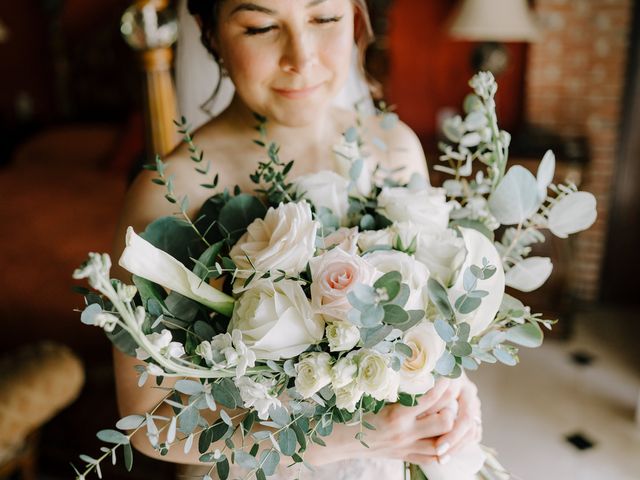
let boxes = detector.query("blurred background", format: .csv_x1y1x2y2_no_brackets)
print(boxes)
0,0,638,479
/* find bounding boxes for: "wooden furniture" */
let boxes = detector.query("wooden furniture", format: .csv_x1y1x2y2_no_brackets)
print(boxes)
121,0,179,157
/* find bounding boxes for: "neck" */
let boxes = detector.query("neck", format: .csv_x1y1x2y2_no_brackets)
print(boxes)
222,94,337,150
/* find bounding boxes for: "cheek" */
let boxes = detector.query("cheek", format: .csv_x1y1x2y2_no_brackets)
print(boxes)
320,27,354,76
222,41,275,90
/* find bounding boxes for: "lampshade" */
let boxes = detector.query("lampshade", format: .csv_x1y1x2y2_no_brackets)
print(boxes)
449,0,540,42
0,19,9,44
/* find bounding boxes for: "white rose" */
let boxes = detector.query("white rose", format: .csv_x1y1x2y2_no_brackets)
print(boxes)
333,136,373,197
309,247,379,322
326,321,360,352
318,227,359,255
365,250,431,310
331,354,359,389
377,186,452,231
335,382,363,412
415,228,466,286
294,171,350,225
356,349,399,402
229,202,318,292
229,279,324,360
357,229,394,253
136,329,185,361
294,352,333,398
235,377,281,420
398,322,446,395
390,221,422,253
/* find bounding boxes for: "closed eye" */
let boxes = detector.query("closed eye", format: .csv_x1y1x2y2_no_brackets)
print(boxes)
244,25,277,36
313,15,343,25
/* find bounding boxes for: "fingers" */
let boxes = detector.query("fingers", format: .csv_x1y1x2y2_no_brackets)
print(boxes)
415,407,456,439
434,381,482,455
408,377,451,418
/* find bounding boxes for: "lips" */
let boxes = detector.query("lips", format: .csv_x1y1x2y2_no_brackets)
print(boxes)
272,83,322,99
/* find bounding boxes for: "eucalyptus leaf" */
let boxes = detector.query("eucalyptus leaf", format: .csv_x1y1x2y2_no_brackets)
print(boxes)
235,451,259,469
478,330,507,349
427,278,453,319
278,428,297,456
488,165,541,225
97,429,129,445
434,318,455,343
548,191,597,238
435,350,456,376
268,406,291,427
141,216,201,267
175,379,204,395
218,194,268,244
537,150,556,200
505,257,553,292
383,304,409,325
493,346,518,366
506,323,544,348
260,449,280,476
360,325,393,348
116,415,145,430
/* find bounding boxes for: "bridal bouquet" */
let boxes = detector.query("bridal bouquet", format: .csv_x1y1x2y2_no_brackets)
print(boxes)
72,72,596,480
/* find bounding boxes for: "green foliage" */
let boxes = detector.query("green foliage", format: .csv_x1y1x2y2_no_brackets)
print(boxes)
217,194,267,245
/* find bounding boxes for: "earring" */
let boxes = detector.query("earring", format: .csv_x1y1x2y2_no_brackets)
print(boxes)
218,57,228,78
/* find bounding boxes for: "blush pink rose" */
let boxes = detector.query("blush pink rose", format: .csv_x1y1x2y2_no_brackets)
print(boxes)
309,248,378,322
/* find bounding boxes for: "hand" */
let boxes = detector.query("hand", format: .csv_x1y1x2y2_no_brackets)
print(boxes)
418,374,483,463
356,391,456,464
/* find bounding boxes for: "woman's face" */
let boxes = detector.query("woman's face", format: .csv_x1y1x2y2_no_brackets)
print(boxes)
215,0,355,127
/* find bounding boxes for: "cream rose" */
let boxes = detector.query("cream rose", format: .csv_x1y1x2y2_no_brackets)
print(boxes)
335,382,363,412
331,354,359,389
415,228,466,286
294,352,333,398
294,171,350,225
357,229,394,253
229,202,318,292
326,321,360,352
398,321,446,395
377,186,452,231
356,349,399,402
228,279,324,360
318,227,359,255
364,250,430,310
309,247,379,322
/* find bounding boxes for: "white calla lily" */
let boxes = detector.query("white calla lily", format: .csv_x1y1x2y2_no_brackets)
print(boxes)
119,227,234,316
449,228,505,337
419,442,486,480
506,256,553,292
548,191,597,238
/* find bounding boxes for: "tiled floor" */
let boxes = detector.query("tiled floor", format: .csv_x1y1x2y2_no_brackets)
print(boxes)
471,307,640,480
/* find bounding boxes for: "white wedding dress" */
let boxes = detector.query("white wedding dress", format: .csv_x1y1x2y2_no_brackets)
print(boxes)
173,2,400,479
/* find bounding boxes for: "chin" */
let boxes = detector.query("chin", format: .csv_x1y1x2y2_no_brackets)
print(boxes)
268,98,334,128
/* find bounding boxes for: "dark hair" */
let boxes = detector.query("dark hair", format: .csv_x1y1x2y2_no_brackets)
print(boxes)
186,0,381,99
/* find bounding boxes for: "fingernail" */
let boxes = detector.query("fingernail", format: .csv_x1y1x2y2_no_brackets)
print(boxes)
436,442,450,456
438,454,451,465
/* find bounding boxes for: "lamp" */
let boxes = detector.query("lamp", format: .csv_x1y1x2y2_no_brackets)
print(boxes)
449,0,540,74
0,19,9,44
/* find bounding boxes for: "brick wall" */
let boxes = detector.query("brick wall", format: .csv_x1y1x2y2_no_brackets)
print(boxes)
525,0,634,301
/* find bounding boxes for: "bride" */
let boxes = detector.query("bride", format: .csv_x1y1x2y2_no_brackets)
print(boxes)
112,0,482,478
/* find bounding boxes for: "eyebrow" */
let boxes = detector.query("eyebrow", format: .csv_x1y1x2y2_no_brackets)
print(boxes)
230,0,328,16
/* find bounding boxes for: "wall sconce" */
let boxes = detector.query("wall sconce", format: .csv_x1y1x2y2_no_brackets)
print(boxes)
0,19,9,44
449,0,540,74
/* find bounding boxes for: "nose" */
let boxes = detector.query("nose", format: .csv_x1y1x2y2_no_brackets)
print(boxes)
280,30,316,75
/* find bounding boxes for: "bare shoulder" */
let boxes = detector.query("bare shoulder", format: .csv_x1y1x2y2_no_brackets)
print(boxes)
360,113,429,183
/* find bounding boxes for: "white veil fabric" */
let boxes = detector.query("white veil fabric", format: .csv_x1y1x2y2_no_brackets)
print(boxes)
175,0,374,130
